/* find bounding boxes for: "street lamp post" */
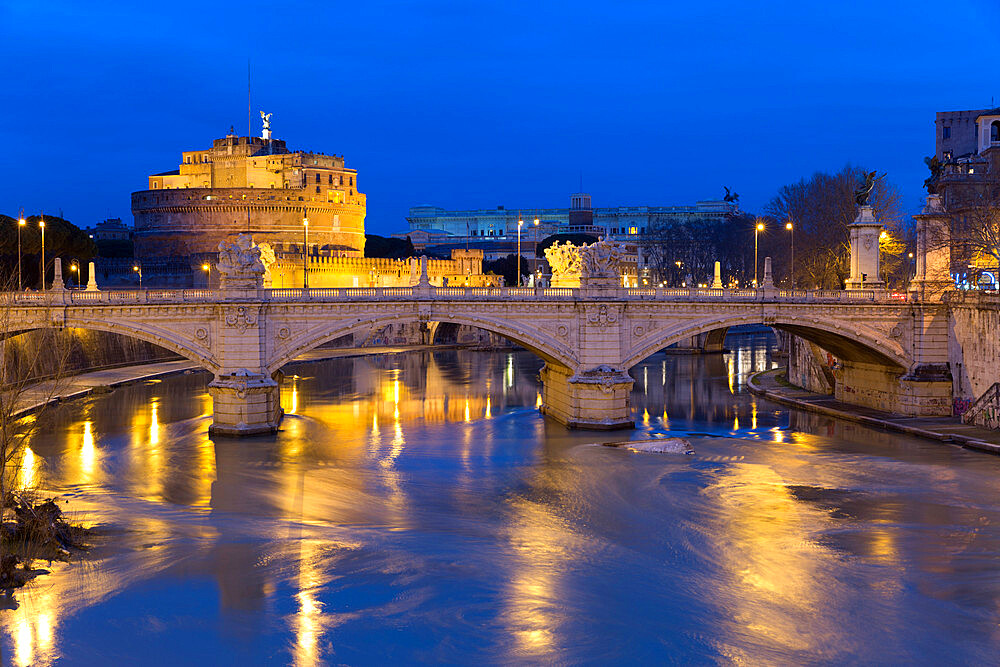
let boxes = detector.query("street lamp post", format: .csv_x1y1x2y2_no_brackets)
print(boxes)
533,216,539,284
879,230,889,287
785,220,795,289
17,212,25,290
754,220,765,287
202,262,211,288
70,260,79,288
517,216,524,287
39,215,46,291
133,264,142,288
302,215,309,289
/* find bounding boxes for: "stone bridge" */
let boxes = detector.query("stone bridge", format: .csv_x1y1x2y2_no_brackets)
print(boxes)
3,279,953,435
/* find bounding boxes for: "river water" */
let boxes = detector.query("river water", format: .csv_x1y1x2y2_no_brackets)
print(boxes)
3,330,1000,665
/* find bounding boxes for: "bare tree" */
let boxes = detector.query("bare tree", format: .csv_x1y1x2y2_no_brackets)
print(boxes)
0,283,73,569
948,191,1000,281
644,212,753,287
765,165,906,289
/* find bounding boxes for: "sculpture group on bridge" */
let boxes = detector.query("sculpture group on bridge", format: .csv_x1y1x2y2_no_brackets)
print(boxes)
544,237,626,288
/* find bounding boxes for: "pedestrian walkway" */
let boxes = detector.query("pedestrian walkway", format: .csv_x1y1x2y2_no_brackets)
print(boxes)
14,345,441,418
749,368,1000,455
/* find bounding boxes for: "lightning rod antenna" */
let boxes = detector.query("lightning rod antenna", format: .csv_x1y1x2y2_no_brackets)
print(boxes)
247,59,252,138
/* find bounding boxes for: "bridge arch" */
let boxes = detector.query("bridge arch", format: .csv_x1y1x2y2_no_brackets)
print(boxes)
268,312,580,374
8,317,220,372
622,314,910,371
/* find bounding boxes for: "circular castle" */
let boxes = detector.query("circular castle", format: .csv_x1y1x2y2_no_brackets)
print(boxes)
131,128,366,260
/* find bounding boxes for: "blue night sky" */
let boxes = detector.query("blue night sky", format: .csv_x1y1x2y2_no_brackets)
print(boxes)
1,0,998,234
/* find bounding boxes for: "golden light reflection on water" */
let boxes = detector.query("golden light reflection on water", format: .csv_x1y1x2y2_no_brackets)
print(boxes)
293,540,326,667
80,421,96,481
4,344,1000,663
17,446,39,490
504,500,564,659
705,461,860,662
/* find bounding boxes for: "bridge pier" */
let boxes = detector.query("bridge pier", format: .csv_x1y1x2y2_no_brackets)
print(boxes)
208,370,284,436
539,363,634,430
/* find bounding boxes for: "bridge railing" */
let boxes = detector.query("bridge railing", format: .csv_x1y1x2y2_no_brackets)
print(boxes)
2,286,913,305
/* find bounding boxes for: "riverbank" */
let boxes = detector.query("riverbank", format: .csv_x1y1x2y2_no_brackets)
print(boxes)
13,345,450,419
748,368,1000,456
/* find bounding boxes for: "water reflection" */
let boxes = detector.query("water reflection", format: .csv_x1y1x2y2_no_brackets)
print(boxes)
3,335,1000,663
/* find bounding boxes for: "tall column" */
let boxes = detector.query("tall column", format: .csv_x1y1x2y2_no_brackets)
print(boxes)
909,194,952,301
85,261,99,291
711,261,722,289
51,257,65,291
845,205,884,290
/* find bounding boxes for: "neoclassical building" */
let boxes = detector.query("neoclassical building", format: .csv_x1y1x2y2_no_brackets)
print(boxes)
132,128,366,261
931,107,1000,286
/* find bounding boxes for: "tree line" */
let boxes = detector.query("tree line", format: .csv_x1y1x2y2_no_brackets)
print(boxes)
0,214,96,289
644,165,915,289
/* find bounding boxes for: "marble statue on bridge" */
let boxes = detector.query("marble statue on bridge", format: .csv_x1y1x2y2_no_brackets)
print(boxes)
217,234,266,277
580,238,625,280
544,241,583,287
216,233,270,290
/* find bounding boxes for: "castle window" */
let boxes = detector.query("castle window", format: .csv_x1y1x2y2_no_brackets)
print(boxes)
943,126,951,139
350,176,354,186
992,121,1000,142
315,186,321,194
315,174,320,183
328,174,333,185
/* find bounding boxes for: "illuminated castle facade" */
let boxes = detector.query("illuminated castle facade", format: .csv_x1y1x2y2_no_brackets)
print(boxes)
132,128,366,262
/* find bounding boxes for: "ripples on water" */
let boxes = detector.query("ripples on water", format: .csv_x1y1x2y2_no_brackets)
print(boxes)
3,329,1000,664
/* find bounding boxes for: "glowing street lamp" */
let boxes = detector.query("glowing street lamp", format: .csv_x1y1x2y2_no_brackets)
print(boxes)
133,264,142,289
532,216,540,283
754,219,765,287
302,215,309,289
202,262,211,288
879,230,890,286
17,211,25,290
517,217,524,287
70,260,79,288
39,216,46,291
785,220,795,288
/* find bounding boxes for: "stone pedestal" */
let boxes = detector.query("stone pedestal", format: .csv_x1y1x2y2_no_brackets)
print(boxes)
580,276,623,298
909,194,953,301
208,370,283,436
845,206,885,290
539,363,634,429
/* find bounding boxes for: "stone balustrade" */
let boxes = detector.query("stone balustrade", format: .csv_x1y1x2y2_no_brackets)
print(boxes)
0,285,915,306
